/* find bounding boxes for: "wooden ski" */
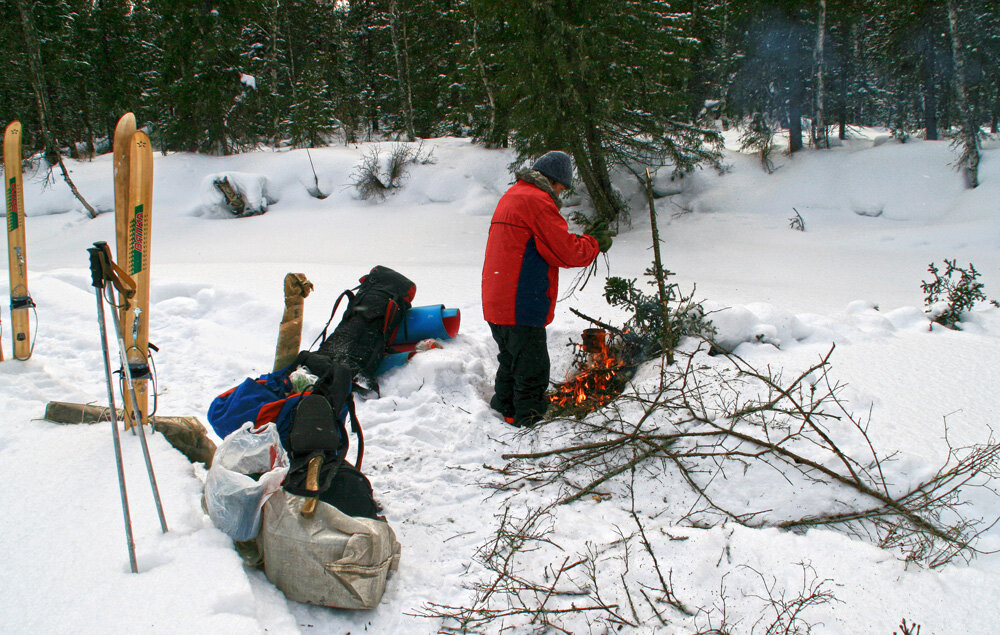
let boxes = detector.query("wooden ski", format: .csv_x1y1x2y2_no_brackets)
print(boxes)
4,120,32,360
113,113,135,267
118,127,153,428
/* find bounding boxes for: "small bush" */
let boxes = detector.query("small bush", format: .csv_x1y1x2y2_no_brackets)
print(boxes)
740,113,776,174
921,259,997,329
351,142,433,200
789,208,805,231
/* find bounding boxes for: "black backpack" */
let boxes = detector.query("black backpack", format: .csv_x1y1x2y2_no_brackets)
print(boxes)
281,361,380,520
314,265,416,390
282,266,416,519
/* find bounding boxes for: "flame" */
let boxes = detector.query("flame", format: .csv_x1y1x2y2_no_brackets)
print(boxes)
550,330,626,410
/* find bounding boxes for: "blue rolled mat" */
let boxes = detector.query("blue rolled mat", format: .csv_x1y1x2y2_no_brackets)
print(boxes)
393,304,461,345
377,351,413,375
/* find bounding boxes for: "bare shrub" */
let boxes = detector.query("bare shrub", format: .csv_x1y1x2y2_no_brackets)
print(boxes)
351,141,434,200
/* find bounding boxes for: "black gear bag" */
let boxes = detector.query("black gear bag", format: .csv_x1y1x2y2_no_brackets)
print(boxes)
314,266,416,386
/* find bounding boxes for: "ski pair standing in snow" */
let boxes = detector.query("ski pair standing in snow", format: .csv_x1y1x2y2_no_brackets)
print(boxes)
482,151,613,428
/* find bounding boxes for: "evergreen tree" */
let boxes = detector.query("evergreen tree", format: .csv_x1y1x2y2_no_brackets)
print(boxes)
868,0,951,139
285,66,339,147
0,1,34,141
824,0,881,138
84,0,148,146
729,0,815,153
449,0,510,146
149,1,255,153
473,0,721,223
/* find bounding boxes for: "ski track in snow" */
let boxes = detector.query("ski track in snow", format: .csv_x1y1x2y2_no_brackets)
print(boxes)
1,133,999,633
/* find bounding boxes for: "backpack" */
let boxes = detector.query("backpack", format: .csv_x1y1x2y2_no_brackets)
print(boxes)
207,354,362,467
208,265,417,445
314,265,416,389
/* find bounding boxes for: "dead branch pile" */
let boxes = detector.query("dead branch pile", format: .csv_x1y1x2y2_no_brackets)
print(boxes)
498,343,1000,568
419,342,998,633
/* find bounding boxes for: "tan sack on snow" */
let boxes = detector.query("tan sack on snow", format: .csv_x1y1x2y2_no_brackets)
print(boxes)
259,489,401,609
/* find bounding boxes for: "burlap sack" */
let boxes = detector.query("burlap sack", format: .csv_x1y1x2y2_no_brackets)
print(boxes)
259,489,401,609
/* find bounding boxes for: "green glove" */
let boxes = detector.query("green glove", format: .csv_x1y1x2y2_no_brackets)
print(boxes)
589,229,613,253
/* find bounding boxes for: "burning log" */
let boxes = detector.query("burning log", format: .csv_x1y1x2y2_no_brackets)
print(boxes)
549,328,636,415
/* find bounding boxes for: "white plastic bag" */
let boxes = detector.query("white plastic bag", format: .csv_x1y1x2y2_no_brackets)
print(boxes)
204,422,288,541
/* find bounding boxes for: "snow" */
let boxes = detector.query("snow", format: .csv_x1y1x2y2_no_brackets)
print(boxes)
1,131,999,633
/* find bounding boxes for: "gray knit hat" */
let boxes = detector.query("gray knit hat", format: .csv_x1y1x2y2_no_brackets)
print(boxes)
531,151,573,188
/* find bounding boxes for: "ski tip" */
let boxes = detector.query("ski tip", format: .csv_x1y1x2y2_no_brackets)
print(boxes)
115,113,136,130
4,120,21,135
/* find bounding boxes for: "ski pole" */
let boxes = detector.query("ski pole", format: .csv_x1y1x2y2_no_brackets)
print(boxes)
92,242,168,534
88,245,138,573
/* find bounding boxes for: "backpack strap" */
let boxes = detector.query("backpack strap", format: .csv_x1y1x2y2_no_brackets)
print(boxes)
307,288,355,352
346,394,364,470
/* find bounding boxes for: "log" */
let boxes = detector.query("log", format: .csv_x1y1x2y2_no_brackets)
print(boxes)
214,176,246,215
44,401,216,467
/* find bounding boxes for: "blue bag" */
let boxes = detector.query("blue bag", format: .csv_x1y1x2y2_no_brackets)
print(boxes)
207,365,306,447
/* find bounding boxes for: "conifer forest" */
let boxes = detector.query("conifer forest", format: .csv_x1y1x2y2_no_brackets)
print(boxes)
2,0,998,217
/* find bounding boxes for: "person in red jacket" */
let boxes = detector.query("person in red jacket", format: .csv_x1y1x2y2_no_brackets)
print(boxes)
482,151,612,427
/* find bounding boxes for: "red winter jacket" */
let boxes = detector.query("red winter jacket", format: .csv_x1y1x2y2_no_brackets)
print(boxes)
482,178,600,327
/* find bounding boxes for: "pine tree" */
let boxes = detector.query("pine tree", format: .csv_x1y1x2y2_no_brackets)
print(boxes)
450,0,510,146
867,0,951,140
85,0,147,146
473,0,721,223
149,1,255,153
286,66,339,147
945,0,979,188
729,0,816,153
0,1,34,141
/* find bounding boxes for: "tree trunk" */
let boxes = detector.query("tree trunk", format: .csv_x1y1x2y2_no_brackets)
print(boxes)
388,0,416,140
469,6,501,147
788,92,803,153
15,0,98,218
922,43,939,140
923,76,939,140
946,0,979,188
269,0,281,144
992,86,999,133
571,119,620,224
813,0,828,148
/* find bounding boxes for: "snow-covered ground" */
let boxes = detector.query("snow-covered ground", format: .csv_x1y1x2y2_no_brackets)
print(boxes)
1,129,998,634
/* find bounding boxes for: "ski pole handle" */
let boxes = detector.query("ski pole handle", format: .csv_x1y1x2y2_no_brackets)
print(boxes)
88,245,108,290
89,241,137,300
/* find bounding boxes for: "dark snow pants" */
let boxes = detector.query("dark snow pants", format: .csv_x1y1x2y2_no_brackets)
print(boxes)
488,323,549,427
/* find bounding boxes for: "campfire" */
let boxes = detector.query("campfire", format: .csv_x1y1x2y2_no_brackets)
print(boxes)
549,328,632,414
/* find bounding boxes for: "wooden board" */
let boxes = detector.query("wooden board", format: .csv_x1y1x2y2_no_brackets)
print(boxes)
113,113,136,270
121,129,153,427
4,120,31,360
44,401,216,466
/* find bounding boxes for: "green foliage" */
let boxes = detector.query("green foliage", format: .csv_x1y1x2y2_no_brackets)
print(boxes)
472,0,721,222
604,265,715,360
739,112,776,173
1,0,998,168
921,259,997,329
285,67,339,148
